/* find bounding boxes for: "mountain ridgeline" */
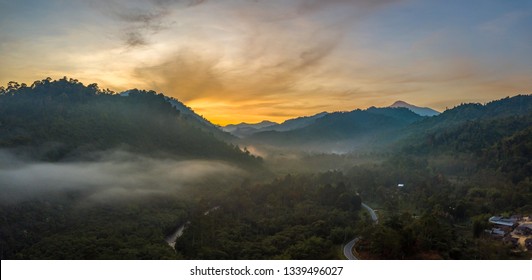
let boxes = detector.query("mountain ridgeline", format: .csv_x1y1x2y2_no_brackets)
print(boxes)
400,95,532,154
221,102,435,140
246,107,424,153
0,78,258,166
1,78,528,160
220,95,531,155
389,100,440,116
398,95,532,183
222,120,279,138
1,78,531,260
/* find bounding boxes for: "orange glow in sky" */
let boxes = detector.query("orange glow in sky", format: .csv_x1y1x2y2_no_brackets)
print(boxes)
1,0,531,125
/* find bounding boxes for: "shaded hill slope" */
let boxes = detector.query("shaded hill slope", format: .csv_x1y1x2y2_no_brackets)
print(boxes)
248,107,423,152
0,78,259,165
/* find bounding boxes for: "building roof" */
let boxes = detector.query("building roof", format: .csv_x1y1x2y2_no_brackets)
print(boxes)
489,216,517,227
491,228,505,236
517,224,532,230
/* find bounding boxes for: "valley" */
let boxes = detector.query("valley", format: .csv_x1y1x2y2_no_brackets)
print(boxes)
0,78,530,260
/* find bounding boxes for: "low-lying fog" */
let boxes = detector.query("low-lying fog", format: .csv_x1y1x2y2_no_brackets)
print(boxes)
0,149,243,204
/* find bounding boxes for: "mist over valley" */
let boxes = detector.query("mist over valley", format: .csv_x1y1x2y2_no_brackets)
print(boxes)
0,79,530,260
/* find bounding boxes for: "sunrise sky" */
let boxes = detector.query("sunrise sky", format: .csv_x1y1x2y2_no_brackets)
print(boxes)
1,0,531,125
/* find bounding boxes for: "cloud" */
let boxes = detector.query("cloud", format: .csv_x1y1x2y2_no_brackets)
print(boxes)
296,0,399,15
0,149,243,204
124,31,149,47
9,0,530,125
132,41,341,124
478,11,530,34
127,0,405,123
89,0,209,47
150,0,207,7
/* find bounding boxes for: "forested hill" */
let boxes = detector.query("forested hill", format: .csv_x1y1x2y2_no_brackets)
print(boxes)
397,94,532,183
409,95,532,132
0,78,260,165
247,107,423,151
164,95,235,142
400,95,532,154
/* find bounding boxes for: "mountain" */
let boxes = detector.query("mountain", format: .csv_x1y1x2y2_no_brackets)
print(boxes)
390,94,532,187
164,96,234,141
0,77,259,165
263,112,328,132
223,112,328,138
399,94,532,156
121,89,233,141
401,95,532,138
248,107,423,153
245,95,532,153
222,121,278,138
165,96,214,128
389,101,440,116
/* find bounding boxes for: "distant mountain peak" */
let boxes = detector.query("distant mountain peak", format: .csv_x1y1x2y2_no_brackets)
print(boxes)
221,120,278,137
221,112,329,138
389,100,440,117
234,120,278,126
390,100,410,107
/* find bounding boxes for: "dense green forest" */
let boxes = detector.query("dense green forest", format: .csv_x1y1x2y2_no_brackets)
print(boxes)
0,77,259,165
175,174,361,259
0,78,530,259
174,146,530,259
0,192,186,259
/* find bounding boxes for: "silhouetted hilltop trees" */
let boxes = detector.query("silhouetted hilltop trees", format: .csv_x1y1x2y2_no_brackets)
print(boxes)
0,77,260,165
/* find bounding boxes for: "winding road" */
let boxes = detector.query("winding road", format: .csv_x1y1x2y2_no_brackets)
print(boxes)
166,204,376,258
165,222,189,249
361,203,378,224
165,206,220,249
343,202,378,260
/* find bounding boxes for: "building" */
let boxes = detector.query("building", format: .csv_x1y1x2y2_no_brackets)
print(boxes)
514,224,532,236
503,236,519,247
486,228,506,238
488,216,517,228
525,238,532,250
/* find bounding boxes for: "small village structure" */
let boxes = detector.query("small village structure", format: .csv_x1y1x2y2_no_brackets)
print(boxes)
486,215,532,251
488,216,517,228
525,238,532,250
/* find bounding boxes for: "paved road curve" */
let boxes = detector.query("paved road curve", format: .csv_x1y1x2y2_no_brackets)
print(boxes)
343,203,378,260
361,203,378,224
343,237,360,260
165,206,219,249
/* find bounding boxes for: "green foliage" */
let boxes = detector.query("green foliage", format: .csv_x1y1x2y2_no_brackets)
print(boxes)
0,78,260,166
471,214,491,238
403,115,531,157
484,127,532,183
175,175,360,259
1,81,529,260
0,194,187,259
